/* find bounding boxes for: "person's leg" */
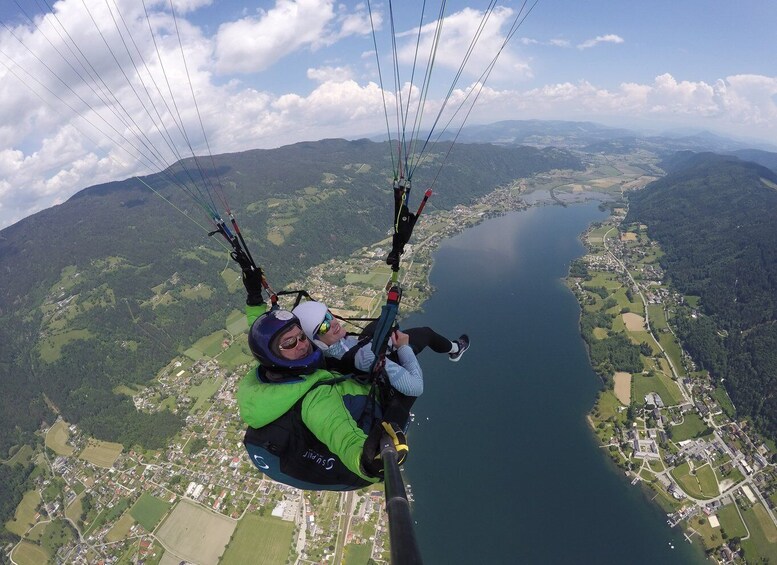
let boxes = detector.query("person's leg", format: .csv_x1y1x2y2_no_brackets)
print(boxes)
404,326,455,354
382,388,416,430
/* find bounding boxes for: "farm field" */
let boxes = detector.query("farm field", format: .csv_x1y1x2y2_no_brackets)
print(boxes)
672,413,711,442
189,377,224,414
741,504,777,562
670,462,718,499
632,373,683,407
219,339,253,369
130,493,172,532
225,309,248,334
79,439,123,467
220,513,294,565
343,543,372,565
189,330,230,358
716,503,748,539
658,332,686,377
39,328,94,362
156,499,235,565
613,372,631,405
5,490,41,536
65,492,84,524
105,511,136,542
6,444,35,465
11,540,49,565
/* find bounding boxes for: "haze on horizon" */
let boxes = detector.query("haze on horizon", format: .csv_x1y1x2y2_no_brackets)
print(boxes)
1,0,775,231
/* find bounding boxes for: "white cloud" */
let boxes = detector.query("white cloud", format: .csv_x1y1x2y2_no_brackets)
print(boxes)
395,7,532,83
214,0,373,74
307,66,354,83
520,37,570,48
170,0,213,14
215,0,334,73
493,74,777,134
577,34,624,50
334,2,378,39
2,0,777,231
549,38,571,48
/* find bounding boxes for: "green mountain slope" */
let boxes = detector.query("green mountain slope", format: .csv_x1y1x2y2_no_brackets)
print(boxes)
626,152,777,441
0,138,582,456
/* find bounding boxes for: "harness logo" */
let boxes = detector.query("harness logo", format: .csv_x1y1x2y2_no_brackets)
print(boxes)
252,454,270,469
302,448,336,471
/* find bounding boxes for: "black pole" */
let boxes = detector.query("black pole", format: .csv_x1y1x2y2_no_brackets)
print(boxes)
381,437,423,565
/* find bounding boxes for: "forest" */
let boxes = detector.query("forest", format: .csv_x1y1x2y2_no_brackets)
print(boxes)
626,152,777,441
579,307,643,379
0,139,582,457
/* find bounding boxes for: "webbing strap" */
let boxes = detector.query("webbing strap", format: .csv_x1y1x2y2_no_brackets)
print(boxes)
369,286,402,375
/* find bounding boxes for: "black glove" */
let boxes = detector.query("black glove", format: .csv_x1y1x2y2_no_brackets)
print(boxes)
242,266,264,306
360,421,409,477
381,421,409,466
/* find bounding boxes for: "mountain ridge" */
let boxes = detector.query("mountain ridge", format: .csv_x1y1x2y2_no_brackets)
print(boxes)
0,138,582,456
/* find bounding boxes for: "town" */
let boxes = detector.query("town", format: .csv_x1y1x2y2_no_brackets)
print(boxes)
575,210,777,563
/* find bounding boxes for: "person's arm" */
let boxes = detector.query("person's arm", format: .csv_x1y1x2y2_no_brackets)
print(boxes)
300,383,380,482
246,302,268,326
239,264,267,325
358,330,423,396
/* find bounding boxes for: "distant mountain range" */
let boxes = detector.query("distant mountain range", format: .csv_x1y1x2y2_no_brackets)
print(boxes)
367,119,777,155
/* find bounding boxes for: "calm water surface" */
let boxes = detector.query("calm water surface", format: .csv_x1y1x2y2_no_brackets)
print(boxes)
400,202,707,564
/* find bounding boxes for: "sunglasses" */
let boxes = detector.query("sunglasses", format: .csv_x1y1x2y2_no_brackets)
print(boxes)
317,312,334,335
278,331,308,350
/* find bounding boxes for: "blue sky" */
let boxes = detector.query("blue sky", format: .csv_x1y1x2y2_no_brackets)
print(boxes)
0,0,775,229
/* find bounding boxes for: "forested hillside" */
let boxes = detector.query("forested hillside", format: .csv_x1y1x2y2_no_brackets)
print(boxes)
626,152,777,441
0,138,581,456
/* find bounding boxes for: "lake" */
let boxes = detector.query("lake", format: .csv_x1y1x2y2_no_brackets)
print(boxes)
400,202,706,564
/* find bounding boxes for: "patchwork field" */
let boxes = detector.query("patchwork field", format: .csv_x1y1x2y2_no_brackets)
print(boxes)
156,499,236,565
613,372,631,405
105,511,135,542
671,413,711,442
671,461,718,499
130,492,172,532
39,328,94,362
220,513,294,565
226,309,249,334
5,490,41,536
46,420,75,456
622,312,645,331
11,540,49,565
741,503,777,562
632,373,684,407
189,377,224,414
6,444,35,465
79,439,123,467
344,543,372,565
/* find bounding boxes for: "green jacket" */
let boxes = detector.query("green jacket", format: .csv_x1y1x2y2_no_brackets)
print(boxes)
236,304,379,483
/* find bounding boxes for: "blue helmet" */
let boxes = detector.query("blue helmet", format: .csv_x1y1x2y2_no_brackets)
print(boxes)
249,309,323,374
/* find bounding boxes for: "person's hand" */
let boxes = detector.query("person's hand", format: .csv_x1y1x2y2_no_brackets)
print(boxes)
241,265,264,306
392,330,409,348
360,421,409,477
381,421,408,466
